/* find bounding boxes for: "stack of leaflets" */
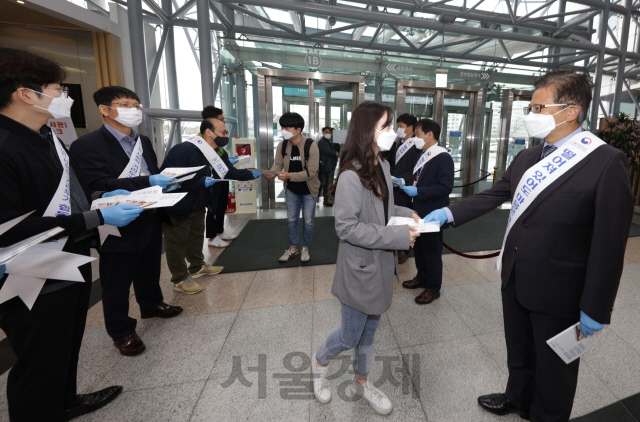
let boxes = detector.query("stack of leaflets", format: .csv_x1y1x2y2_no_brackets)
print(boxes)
387,216,440,233
90,186,187,210
163,166,205,186
547,323,605,364
0,211,66,265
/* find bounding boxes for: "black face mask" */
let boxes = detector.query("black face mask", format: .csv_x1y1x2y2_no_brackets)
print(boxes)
209,130,229,148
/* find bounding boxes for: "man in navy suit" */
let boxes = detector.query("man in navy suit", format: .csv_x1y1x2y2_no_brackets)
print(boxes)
70,86,183,357
397,119,454,304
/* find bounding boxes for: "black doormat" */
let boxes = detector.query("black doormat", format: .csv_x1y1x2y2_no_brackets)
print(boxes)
214,211,640,274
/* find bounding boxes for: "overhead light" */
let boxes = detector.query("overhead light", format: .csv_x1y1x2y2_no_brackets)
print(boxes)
439,14,456,24
17,0,25,3
435,68,448,88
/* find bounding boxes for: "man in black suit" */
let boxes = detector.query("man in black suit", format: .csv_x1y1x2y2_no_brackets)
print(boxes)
390,113,423,264
397,119,454,304
425,71,634,421
70,86,183,357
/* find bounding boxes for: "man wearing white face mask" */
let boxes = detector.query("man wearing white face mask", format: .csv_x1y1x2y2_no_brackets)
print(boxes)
264,112,320,263
71,86,183,357
0,48,149,421
424,71,634,422
317,126,339,206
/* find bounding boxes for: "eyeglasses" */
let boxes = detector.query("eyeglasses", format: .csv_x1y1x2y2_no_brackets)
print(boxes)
523,103,574,115
53,86,70,97
214,129,229,136
110,102,143,110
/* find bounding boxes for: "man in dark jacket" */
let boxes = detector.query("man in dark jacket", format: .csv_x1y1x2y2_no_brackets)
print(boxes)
0,48,146,421
161,117,259,293
398,119,454,304
390,113,423,264
425,71,634,421
317,126,339,205
70,86,183,357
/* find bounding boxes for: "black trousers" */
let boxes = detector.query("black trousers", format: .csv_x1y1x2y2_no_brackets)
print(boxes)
99,223,163,341
319,168,335,198
503,267,580,422
0,253,92,421
206,183,229,238
414,230,443,292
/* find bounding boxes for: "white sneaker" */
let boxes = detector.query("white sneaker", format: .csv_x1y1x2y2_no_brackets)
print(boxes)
345,378,393,415
311,353,331,404
219,233,237,241
301,247,310,262
279,249,299,262
208,236,229,248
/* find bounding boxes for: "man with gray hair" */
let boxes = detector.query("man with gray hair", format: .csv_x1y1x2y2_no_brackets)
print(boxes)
424,70,634,421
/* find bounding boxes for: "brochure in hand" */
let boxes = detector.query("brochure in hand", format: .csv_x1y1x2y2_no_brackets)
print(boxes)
386,216,440,233
547,323,605,364
0,211,66,265
90,186,187,210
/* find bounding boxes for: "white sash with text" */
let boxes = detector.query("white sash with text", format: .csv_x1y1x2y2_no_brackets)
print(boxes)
395,138,415,164
118,136,144,178
412,145,448,185
185,136,229,178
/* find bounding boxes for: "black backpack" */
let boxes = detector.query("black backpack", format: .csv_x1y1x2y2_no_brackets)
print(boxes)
281,137,312,177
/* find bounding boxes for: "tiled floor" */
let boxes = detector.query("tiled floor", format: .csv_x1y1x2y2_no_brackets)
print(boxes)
1,209,640,421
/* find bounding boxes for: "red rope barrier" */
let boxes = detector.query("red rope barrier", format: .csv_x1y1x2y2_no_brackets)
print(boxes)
443,242,500,259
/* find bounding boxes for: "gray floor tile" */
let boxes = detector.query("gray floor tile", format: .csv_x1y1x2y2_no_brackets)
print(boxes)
76,325,125,392
613,263,640,309
475,331,508,375
0,372,6,414
192,370,310,422
76,381,205,422
311,300,399,356
402,336,516,422
581,330,640,400
309,348,427,422
610,304,640,355
210,303,313,379
441,282,504,335
101,312,236,391
570,363,619,419
386,291,473,348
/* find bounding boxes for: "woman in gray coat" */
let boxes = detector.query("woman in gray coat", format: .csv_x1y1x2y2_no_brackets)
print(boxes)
311,102,421,415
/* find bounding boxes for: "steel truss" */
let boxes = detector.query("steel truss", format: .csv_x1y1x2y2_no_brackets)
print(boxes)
119,0,640,138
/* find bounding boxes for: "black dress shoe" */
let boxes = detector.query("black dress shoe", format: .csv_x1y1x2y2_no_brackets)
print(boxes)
478,393,530,420
141,302,184,319
402,277,427,289
398,251,409,265
114,332,146,356
63,385,123,421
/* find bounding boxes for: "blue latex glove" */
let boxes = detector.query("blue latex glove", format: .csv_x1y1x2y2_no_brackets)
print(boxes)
423,208,449,227
229,156,240,165
163,183,181,193
100,204,144,227
205,177,218,188
400,185,418,197
580,310,604,337
392,177,404,187
0,264,5,279
149,174,176,189
103,189,131,198
252,171,261,179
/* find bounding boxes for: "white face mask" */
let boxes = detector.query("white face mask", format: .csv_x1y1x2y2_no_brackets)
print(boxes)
375,128,396,151
323,133,331,140
523,106,570,139
282,129,295,140
396,127,406,138
108,107,143,128
414,136,426,150
29,89,74,119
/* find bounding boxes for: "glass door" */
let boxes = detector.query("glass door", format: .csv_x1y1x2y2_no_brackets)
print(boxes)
497,90,535,179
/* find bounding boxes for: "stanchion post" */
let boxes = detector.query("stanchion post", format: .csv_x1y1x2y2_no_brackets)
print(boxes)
493,166,498,185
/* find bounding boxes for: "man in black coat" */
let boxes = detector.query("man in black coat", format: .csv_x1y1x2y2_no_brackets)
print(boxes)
0,48,146,421
425,70,634,422
390,113,423,264
161,118,258,292
70,86,183,357
317,126,339,205
397,119,454,304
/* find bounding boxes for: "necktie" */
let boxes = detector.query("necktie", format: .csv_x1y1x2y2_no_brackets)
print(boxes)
541,144,557,159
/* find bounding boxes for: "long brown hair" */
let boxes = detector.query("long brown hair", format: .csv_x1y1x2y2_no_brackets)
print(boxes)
330,101,393,200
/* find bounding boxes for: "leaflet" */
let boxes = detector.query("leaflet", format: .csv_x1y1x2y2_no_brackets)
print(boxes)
248,168,279,176
234,155,251,169
161,166,205,178
387,216,440,233
90,186,187,210
0,211,66,265
166,173,197,186
392,179,406,186
547,323,605,364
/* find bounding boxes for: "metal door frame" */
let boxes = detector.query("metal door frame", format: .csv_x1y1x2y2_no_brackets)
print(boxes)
396,80,483,198
257,68,365,209
496,89,533,179
481,108,494,174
